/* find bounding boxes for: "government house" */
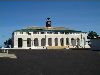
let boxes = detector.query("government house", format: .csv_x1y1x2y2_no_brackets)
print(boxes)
12,18,90,49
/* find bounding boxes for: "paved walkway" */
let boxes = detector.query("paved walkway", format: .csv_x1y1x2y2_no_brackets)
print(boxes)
0,50,100,75
0,53,17,59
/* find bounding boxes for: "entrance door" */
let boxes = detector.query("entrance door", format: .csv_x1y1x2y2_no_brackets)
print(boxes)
71,38,76,46
18,38,23,48
60,38,64,46
27,38,31,47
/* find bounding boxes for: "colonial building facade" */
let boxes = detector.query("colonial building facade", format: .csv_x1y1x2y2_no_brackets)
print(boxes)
12,18,90,49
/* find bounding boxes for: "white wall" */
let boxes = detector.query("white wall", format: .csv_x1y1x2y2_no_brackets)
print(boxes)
13,32,90,49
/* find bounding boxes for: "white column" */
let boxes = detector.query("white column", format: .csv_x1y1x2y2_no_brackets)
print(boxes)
23,37,27,48
31,34,34,48
46,35,48,47
52,38,55,46
39,38,41,47
30,36,32,48
64,38,66,46
69,38,71,45
32,39,34,47
75,38,77,46
80,38,83,47
14,37,18,48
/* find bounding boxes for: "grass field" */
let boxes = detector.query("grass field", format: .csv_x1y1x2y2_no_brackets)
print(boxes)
0,49,100,75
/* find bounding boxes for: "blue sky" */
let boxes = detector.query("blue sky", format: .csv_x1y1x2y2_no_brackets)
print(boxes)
0,1,100,45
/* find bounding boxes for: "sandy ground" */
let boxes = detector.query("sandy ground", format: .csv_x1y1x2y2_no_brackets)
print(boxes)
0,49,100,75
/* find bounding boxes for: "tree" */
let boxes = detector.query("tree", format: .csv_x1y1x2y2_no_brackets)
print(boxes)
87,31,99,39
4,38,12,48
4,40,8,47
8,38,12,45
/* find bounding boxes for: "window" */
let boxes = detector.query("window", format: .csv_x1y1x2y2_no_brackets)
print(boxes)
77,38,80,46
48,38,52,46
60,32,64,34
55,38,58,46
71,38,76,46
60,38,64,46
66,38,69,45
65,32,68,34
26,32,31,35
20,32,23,34
41,32,44,34
18,38,23,47
47,32,52,34
34,38,39,46
27,38,31,47
41,38,46,46
33,31,38,34
54,32,58,34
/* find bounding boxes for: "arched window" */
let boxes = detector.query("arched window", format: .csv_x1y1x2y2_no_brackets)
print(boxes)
55,38,58,46
77,38,80,46
18,38,23,48
71,38,76,46
48,38,52,46
41,38,46,46
66,38,69,45
60,38,64,46
34,38,39,46
27,38,31,47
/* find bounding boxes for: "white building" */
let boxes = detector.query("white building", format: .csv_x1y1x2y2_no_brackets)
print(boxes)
12,18,90,49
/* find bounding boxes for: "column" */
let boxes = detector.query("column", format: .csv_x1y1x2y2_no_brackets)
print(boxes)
64,38,66,46
46,35,48,47
75,39,77,46
23,37,27,48
14,37,18,48
38,38,41,47
69,38,71,45
31,39,34,47
52,38,55,46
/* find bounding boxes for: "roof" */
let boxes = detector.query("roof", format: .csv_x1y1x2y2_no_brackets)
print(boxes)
14,26,85,33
